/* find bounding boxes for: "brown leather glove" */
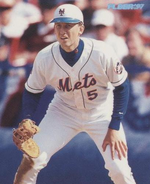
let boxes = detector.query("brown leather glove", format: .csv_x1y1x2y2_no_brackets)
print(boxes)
13,119,40,158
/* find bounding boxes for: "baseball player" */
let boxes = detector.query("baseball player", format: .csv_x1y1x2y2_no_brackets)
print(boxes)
13,4,136,184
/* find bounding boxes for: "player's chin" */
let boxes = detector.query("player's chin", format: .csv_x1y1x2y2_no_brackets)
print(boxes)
60,41,70,48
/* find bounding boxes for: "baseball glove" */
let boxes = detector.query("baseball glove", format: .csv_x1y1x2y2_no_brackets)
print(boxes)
13,119,40,158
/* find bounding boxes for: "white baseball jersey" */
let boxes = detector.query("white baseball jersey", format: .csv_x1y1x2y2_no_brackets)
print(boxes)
17,38,136,184
25,37,127,121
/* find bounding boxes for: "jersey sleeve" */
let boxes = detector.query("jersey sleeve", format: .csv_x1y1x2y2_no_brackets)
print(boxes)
105,46,128,87
25,52,47,93
109,78,130,130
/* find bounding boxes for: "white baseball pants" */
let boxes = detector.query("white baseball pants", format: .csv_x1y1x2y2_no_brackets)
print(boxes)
13,104,136,184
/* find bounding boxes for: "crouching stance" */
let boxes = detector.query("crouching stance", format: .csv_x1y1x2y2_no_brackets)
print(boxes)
13,4,136,184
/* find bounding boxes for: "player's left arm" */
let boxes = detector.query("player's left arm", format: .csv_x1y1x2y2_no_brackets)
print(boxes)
109,78,129,130
102,45,129,160
102,78,129,160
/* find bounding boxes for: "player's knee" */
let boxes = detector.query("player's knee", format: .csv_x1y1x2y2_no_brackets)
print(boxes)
105,160,132,182
108,168,126,181
31,152,49,170
19,152,49,170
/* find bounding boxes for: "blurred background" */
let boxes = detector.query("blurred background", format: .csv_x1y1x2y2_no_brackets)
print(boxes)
0,0,150,183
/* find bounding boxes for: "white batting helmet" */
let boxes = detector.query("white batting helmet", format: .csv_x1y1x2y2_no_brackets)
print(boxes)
50,4,84,24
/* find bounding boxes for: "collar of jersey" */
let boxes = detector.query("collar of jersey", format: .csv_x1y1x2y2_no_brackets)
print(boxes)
59,39,84,67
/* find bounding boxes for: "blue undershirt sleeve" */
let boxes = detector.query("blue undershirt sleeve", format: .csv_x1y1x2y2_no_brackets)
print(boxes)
22,88,43,120
109,78,130,130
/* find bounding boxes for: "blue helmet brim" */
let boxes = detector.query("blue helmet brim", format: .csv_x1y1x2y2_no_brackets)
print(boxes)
50,17,81,23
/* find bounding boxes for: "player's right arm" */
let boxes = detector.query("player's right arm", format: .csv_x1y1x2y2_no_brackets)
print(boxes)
22,89,43,120
22,50,47,120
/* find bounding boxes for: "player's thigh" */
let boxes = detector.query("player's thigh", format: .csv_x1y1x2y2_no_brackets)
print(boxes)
88,122,130,173
87,121,126,154
85,120,109,151
33,109,79,157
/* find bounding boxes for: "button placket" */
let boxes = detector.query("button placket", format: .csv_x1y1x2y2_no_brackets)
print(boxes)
69,70,84,109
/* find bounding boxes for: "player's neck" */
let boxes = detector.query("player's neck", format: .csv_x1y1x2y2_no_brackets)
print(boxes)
60,39,84,67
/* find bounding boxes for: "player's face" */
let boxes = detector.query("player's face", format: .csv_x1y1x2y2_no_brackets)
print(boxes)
54,22,84,52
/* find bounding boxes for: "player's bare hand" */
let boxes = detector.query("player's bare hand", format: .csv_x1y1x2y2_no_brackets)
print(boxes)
102,128,128,160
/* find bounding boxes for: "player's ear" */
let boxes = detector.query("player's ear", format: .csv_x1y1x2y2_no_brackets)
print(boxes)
54,24,56,33
79,23,85,36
